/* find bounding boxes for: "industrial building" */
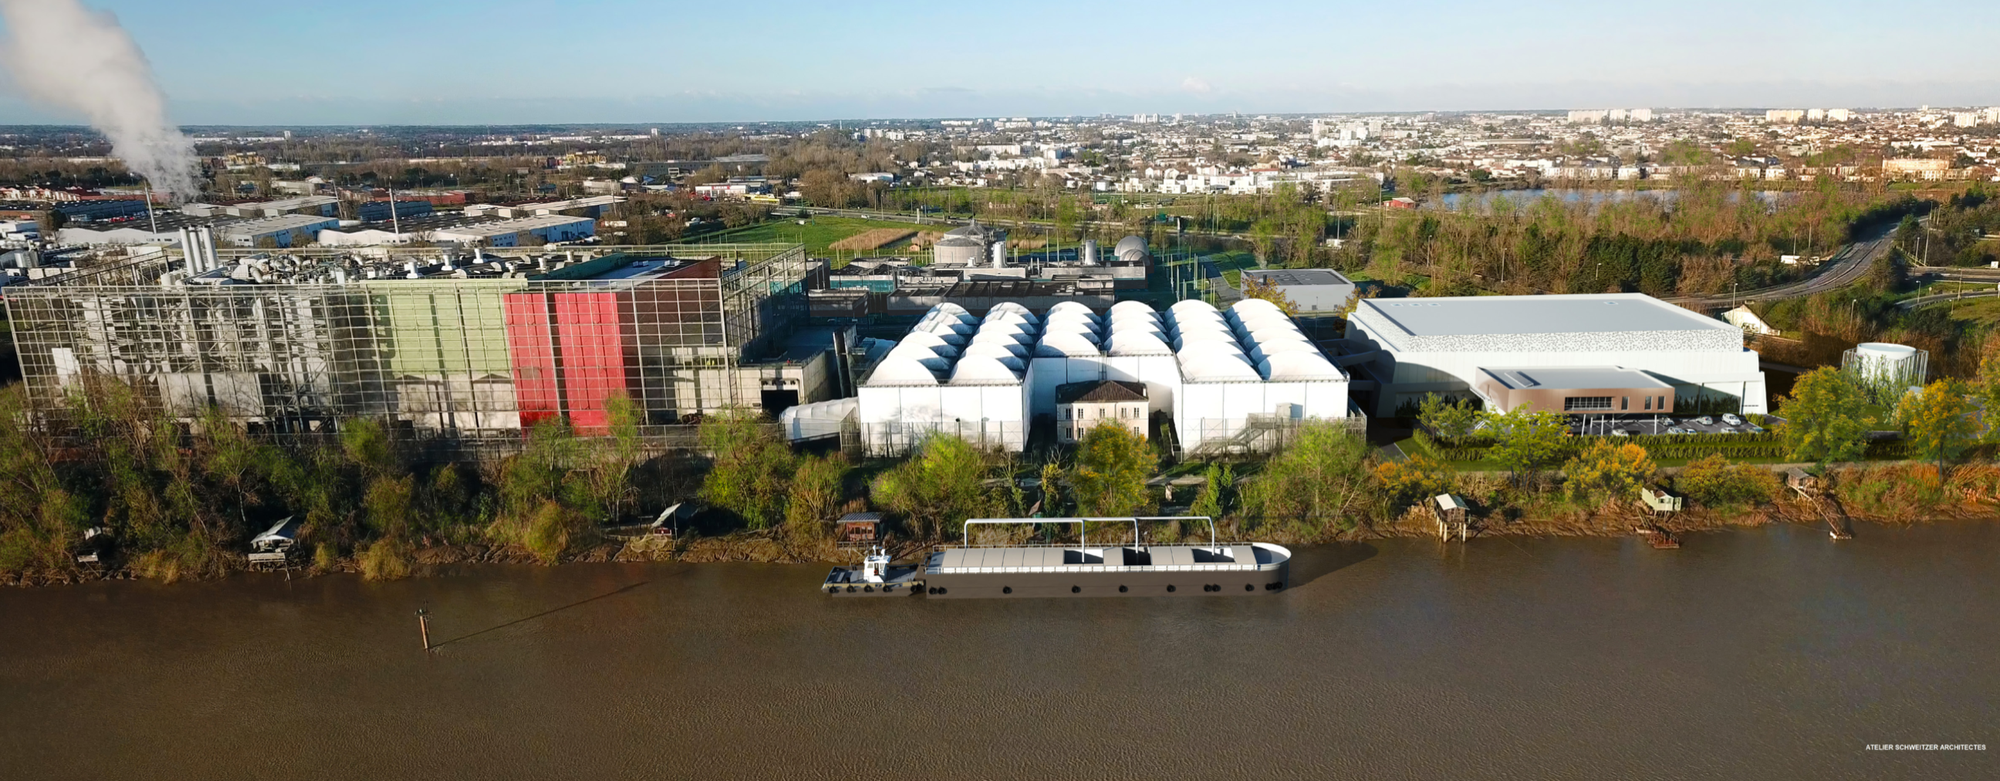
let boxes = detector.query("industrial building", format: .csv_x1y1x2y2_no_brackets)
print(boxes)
834,297,1351,456
430,215,596,247
1341,293,1767,417
1,244,826,441
931,222,1006,267
1238,269,1356,314
182,196,339,219
219,214,342,248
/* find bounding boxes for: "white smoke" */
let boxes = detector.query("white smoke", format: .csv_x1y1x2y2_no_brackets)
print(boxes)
0,0,199,200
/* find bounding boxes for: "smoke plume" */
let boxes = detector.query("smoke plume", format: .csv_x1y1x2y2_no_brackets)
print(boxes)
0,0,199,199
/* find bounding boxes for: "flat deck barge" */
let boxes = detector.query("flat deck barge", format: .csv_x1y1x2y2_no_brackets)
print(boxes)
923,516,1291,599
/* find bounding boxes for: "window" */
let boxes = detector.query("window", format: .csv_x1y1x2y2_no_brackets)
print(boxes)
1563,396,1613,411
1644,396,1652,411
1657,395,1666,410
1620,396,1628,411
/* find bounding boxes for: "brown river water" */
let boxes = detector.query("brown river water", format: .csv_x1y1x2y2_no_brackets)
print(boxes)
3,523,1995,780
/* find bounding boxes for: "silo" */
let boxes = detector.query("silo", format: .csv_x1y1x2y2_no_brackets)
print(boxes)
991,239,1007,268
1082,239,1098,265
1843,341,1927,393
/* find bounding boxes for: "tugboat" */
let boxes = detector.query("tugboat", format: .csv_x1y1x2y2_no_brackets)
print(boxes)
822,546,924,597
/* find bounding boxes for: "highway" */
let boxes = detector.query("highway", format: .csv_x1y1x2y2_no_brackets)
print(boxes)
1664,220,1897,309
1895,287,2000,310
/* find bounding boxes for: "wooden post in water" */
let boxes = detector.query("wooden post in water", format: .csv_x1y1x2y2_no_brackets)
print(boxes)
416,609,431,651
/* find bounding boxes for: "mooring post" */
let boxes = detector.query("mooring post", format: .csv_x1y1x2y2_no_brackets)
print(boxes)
416,608,431,651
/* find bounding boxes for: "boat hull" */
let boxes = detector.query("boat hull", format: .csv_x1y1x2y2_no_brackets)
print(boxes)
920,564,1289,599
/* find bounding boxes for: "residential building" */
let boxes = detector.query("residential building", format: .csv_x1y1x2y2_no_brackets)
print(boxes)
1056,380,1148,443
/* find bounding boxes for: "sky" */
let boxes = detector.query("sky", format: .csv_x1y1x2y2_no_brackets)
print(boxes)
2,0,1998,125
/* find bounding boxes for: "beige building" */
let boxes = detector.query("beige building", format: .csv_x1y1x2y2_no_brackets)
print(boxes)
1056,380,1148,444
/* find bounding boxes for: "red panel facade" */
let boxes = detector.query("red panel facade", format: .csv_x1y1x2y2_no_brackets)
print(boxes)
553,291,630,434
503,292,563,429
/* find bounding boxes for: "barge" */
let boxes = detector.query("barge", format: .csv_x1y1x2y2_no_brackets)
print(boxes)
825,516,1291,599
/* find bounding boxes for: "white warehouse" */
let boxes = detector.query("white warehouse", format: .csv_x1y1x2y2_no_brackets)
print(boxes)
1342,293,1767,417
849,298,1351,456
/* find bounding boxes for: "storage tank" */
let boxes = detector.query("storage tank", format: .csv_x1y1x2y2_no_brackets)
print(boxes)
1082,239,1098,265
1843,342,1927,387
991,239,1007,268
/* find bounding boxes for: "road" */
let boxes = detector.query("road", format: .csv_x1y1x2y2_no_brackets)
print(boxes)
1895,288,2000,310
1663,220,1897,309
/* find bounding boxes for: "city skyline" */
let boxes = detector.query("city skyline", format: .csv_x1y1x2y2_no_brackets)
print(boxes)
0,0,1995,125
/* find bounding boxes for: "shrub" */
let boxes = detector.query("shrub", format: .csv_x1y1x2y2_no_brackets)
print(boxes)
1372,455,1457,510
1674,455,1778,508
358,538,412,581
1562,441,1657,506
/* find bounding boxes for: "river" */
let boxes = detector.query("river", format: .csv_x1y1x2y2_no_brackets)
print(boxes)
1434,188,1792,211
3,522,1994,780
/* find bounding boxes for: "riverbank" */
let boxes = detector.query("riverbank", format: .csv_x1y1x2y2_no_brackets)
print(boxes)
14,505,1996,589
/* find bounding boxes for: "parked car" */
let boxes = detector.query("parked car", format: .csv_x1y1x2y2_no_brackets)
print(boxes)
1722,414,1743,426
1696,416,1715,426
1611,429,1631,437
1745,424,1765,434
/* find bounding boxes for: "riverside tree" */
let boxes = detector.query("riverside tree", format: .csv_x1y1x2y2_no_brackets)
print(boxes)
1561,440,1657,506
1673,455,1778,509
1482,408,1569,490
1242,421,1370,530
696,407,796,530
1897,379,1979,480
1371,454,1456,511
872,435,998,540
1069,421,1157,517
1777,367,1873,467
1417,393,1481,441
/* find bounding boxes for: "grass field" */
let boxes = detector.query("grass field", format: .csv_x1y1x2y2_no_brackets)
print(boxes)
699,216,937,254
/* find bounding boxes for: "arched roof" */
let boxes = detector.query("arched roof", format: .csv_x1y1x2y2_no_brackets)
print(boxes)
950,355,1023,384
868,357,941,385
1035,332,1104,357
1107,331,1174,356
962,341,1027,360
1259,352,1344,381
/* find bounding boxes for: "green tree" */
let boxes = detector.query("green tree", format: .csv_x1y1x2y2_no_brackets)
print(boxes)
1481,408,1569,490
1242,422,1370,529
1187,463,1234,521
1069,421,1158,516
872,435,998,540
1417,393,1480,441
697,408,795,530
784,453,850,541
1777,367,1873,466
1897,379,1978,480
1561,440,1656,506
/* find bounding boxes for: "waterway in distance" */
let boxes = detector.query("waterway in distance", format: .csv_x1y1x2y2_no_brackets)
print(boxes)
2,522,1994,780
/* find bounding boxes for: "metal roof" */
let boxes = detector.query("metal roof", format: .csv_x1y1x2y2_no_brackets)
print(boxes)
1360,293,1733,337
1478,365,1672,391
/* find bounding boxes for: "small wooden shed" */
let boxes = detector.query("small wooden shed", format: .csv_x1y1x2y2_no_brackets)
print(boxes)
1431,494,1472,541
1639,487,1684,514
837,512,883,545
1785,467,1819,497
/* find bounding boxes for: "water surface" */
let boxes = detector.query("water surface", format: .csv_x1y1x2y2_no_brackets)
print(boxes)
3,523,1994,780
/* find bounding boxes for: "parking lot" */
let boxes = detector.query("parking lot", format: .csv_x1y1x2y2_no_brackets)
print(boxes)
1565,414,1765,437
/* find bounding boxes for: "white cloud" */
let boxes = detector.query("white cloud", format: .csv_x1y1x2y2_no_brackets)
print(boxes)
1180,77,1212,94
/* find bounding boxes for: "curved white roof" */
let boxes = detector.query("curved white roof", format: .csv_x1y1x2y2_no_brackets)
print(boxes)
950,356,1024,384
971,328,1034,346
1042,315,1103,336
1109,301,1157,317
1107,331,1174,356
1180,352,1260,381
1247,339,1319,363
868,357,941,385
885,342,944,363
1246,327,1310,346
1114,235,1149,261
1111,321,1165,340
1176,339,1249,362
899,330,960,352
1110,308,1162,325
1230,298,1284,316
1259,352,1344,381
1169,299,1219,316
961,340,1027,360
1035,332,1104,357
1047,301,1096,317
984,304,1038,324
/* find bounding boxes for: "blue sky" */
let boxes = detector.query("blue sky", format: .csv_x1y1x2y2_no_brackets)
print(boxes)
4,0,1998,124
